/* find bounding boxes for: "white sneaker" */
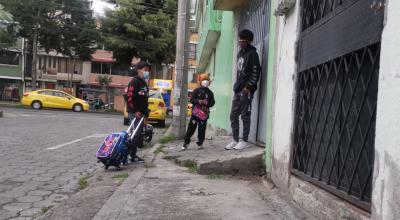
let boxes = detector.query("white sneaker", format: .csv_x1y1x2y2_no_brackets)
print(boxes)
233,141,249,150
225,141,238,150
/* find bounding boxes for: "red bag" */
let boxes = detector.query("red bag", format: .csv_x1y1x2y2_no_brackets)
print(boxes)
192,105,208,121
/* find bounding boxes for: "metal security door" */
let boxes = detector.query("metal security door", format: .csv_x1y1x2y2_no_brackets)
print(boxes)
292,0,384,211
238,0,270,144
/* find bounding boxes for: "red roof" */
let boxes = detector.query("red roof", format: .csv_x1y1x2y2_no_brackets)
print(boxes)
91,50,116,63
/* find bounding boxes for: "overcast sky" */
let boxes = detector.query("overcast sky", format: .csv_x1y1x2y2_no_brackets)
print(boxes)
92,0,115,16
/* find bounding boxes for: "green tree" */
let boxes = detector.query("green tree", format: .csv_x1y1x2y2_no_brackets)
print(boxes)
0,0,99,90
97,74,113,103
0,29,14,48
100,0,177,66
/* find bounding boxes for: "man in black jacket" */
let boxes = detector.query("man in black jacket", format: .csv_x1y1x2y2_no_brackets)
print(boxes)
225,29,261,150
126,61,151,162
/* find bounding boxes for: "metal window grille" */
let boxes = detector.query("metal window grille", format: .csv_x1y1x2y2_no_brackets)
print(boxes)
292,43,380,211
301,0,359,30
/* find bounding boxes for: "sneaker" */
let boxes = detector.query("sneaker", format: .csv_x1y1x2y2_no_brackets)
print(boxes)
197,145,204,150
225,141,238,150
233,141,249,150
180,144,188,152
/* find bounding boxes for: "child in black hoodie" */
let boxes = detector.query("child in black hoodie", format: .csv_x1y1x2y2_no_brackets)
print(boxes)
181,73,215,151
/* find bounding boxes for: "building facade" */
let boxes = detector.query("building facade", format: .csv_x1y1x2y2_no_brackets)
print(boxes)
0,8,24,102
270,0,398,219
196,0,400,219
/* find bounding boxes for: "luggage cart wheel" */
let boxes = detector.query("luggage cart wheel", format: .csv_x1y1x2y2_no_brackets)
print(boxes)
104,165,109,170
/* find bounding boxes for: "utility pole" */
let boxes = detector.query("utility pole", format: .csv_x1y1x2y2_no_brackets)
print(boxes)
31,10,40,91
169,0,191,139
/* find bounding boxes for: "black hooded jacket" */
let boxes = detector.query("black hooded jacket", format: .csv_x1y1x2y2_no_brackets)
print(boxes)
127,76,149,116
190,87,215,119
233,45,261,93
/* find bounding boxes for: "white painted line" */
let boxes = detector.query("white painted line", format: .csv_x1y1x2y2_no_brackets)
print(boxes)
46,133,108,150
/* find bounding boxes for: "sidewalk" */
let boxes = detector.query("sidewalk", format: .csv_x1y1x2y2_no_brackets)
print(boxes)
0,101,25,108
93,138,314,220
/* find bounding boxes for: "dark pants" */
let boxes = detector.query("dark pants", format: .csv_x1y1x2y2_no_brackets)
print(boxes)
184,116,207,146
128,113,144,158
230,92,253,142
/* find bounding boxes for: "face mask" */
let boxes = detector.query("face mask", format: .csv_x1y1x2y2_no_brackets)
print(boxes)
143,71,150,80
201,80,210,88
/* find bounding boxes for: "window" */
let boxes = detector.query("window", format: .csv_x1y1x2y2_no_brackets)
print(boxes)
188,43,197,60
55,91,70,98
38,56,42,69
58,58,61,72
43,56,47,69
53,57,56,68
38,90,54,96
48,57,52,68
0,50,20,65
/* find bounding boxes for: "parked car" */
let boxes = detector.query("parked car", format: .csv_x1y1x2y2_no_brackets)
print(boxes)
123,90,167,127
21,89,90,112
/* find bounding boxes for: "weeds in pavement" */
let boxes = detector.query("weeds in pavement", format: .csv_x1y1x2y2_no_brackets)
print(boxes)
78,175,91,190
153,145,166,155
207,174,223,180
158,135,176,144
112,173,129,180
41,206,51,214
182,160,198,173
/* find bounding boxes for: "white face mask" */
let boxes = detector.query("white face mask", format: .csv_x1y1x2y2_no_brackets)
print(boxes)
201,80,210,87
143,71,150,80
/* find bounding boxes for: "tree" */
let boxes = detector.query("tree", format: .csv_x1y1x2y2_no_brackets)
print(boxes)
97,74,113,104
0,0,99,90
100,0,178,66
0,29,15,48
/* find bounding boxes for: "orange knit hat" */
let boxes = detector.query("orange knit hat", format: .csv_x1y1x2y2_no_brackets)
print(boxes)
198,73,210,83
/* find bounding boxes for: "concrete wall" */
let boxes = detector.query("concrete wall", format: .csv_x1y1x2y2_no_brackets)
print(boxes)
270,0,400,219
264,0,278,176
270,0,299,189
81,61,91,84
208,11,235,132
371,0,400,219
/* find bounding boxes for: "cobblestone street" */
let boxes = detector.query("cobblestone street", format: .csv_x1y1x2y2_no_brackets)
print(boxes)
0,107,167,219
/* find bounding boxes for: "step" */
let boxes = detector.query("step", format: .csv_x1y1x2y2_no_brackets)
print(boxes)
163,136,265,176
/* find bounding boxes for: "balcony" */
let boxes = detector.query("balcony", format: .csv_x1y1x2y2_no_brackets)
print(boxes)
213,0,248,10
88,73,132,88
197,3,222,73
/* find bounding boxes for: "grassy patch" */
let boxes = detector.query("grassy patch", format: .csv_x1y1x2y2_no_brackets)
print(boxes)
41,206,51,214
207,174,224,180
78,175,91,190
112,173,129,180
182,160,198,173
158,135,176,144
153,145,166,155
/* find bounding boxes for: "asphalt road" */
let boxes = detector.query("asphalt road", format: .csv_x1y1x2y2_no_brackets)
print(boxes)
0,107,169,219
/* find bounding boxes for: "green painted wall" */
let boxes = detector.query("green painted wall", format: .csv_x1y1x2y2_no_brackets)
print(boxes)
264,0,277,176
208,11,234,131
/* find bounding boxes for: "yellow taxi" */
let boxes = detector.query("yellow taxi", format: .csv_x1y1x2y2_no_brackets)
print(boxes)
187,103,192,116
123,90,167,127
21,89,90,112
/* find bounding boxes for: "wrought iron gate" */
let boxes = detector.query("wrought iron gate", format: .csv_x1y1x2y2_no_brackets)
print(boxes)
292,0,384,211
